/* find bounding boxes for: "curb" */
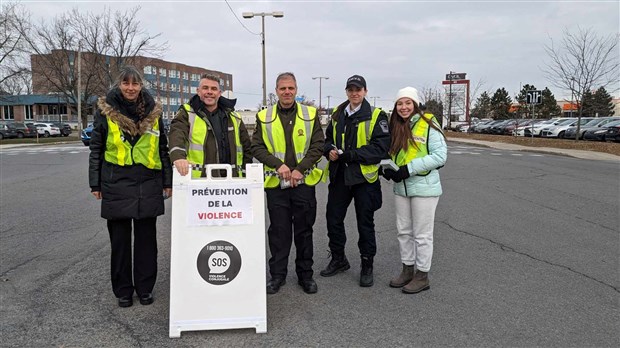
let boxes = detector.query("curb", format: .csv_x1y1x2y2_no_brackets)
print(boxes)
447,138,620,162
0,140,82,149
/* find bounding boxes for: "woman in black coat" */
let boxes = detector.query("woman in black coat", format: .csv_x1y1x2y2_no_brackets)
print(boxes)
89,66,172,308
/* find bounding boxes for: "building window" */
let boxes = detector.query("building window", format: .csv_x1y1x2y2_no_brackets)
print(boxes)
24,105,34,120
226,80,230,88
3,105,14,120
191,73,200,81
160,68,167,77
183,72,189,80
143,65,154,75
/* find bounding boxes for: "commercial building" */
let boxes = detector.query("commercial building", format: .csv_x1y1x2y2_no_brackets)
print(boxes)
1,50,234,123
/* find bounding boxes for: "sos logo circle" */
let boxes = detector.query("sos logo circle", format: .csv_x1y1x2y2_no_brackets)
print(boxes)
197,240,242,285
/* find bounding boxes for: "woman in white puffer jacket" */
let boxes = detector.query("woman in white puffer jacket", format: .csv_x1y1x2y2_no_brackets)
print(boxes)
382,86,447,294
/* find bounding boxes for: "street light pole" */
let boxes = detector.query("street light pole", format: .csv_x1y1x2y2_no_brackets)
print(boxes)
77,49,81,136
312,76,329,111
242,11,284,109
370,96,380,107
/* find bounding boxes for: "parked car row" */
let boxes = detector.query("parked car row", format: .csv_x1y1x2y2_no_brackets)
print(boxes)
0,121,38,140
562,117,619,140
466,117,619,142
581,120,620,141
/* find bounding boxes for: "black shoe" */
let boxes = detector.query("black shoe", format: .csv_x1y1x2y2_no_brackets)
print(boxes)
360,268,374,287
297,279,318,294
320,254,351,277
360,256,374,287
266,278,286,294
118,295,133,308
139,293,154,305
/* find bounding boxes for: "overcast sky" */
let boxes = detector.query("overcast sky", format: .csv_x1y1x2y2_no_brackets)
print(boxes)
21,0,620,110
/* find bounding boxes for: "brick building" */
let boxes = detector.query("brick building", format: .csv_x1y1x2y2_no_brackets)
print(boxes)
26,50,233,121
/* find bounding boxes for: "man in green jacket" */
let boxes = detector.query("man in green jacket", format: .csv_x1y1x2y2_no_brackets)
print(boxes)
169,74,252,178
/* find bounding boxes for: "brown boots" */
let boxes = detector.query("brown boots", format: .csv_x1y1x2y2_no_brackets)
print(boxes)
389,264,415,288
389,264,430,293
402,270,430,294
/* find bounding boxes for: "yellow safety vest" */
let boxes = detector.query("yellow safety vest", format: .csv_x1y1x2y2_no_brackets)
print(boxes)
104,117,162,169
257,103,323,188
324,107,382,183
392,113,439,176
183,104,244,178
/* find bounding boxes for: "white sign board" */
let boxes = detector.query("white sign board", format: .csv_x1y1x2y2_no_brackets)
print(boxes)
186,183,257,226
169,163,267,338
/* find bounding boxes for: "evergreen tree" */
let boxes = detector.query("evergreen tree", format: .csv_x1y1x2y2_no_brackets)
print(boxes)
491,88,512,119
592,87,615,116
471,91,493,119
539,88,562,118
580,90,595,117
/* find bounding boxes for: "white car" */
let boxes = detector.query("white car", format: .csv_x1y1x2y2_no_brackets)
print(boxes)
526,118,573,137
540,118,593,138
33,123,61,137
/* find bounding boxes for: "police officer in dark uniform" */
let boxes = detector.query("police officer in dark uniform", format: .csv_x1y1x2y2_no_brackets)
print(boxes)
321,75,390,287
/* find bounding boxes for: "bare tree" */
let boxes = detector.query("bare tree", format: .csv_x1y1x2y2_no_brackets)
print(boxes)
543,26,619,140
0,2,30,94
15,6,168,127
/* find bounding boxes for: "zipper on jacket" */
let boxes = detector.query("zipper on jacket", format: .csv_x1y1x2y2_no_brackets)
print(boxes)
202,115,218,177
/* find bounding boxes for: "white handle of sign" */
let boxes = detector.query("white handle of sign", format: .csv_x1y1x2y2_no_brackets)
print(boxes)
205,164,233,181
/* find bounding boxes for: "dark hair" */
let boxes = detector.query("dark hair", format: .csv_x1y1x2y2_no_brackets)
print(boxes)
276,72,297,87
388,100,445,156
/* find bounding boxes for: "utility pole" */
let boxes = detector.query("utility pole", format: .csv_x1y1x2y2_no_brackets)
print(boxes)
312,76,329,112
448,70,453,130
326,95,332,110
77,49,81,135
370,96,380,107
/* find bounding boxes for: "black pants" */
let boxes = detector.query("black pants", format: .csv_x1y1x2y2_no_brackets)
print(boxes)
107,217,158,298
265,184,316,281
325,174,382,258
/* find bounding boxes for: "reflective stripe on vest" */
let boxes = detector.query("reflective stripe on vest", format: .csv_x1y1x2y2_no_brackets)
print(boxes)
104,117,162,169
183,104,244,178
327,107,382,183
392,113,436,176
257,103,323,188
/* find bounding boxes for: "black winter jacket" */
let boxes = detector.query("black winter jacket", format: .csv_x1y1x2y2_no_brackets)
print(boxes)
323,99,390,186
89,88,173,220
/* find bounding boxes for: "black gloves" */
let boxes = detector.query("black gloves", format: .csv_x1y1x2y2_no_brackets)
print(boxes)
382,168,396,180
392,165,410,183
339,150,355,163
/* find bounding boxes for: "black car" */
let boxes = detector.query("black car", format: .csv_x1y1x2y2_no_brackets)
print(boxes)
51,122,72,136
6,122,38,138
583,120,620,141
0,121,16,140
604,122,620,142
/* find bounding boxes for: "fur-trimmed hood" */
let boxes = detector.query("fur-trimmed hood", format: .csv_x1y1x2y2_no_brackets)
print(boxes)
97,96,163,137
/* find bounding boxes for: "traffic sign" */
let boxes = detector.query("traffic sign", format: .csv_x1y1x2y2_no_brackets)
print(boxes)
526,90,542,105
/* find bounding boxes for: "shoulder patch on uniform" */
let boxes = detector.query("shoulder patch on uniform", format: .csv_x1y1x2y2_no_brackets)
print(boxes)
379,120,389,133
